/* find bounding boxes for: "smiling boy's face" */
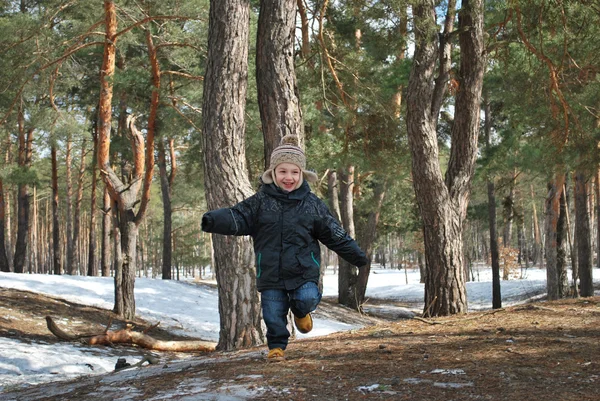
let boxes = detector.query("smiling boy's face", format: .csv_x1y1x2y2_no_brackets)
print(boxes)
274,162,302,191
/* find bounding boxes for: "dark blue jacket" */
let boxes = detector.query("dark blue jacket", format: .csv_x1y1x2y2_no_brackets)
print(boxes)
201,181,368,291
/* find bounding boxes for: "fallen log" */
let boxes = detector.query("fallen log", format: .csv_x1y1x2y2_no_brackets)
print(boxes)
46,316,216,352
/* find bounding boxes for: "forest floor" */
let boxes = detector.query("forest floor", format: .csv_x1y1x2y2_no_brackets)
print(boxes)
1,287,600,401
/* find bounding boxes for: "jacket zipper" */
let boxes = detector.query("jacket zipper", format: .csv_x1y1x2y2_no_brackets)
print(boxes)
256,252,262,278
311,252,320,267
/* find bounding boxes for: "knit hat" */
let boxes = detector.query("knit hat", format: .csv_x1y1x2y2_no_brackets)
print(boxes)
261,134,318,184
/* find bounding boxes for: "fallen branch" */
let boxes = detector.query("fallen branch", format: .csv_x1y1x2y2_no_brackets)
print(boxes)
46,316,216,352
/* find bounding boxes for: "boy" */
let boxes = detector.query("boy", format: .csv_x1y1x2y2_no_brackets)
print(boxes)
201,134,368,361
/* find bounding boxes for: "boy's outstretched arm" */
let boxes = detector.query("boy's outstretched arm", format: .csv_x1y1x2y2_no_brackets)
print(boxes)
201,195,258,236
316,213,369,267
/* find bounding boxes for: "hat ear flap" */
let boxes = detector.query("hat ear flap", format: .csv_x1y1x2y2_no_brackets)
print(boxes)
261,169,274,184
303,170,318,183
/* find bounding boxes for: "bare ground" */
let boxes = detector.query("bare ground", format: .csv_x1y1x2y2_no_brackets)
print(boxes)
1,286,600,401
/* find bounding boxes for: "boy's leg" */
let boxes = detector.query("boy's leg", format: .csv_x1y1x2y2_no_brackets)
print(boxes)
289,281,322,318
261,289,291,350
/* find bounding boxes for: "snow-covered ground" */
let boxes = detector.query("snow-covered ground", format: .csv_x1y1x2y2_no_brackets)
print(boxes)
1,265,598,394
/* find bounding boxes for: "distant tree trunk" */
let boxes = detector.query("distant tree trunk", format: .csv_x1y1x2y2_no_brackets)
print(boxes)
97,3,157,320
531,184,543,267
158,138,176,280
256,0,304,167
88,124,99,277
65,135,75,274
406,0,484,316
575,172,593,296
356,179,387,305
72,137,86,275
101,187,111,276
502,170,516,247
484,91,501,309
0,176,9,272
297,0,310,60
544,174,565,300
338,165,359,309
51,146,62,275
556,187,569,297
564,182,577,291
327,170,342,222
596,170,600,270
202,0,265,351
13,103,33,274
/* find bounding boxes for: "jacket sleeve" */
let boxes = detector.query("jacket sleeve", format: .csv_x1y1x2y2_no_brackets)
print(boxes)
315,202,369,267
201,194,259,236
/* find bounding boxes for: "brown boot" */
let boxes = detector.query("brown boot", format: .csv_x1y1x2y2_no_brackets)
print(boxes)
294,313,313,334
267,348,285,362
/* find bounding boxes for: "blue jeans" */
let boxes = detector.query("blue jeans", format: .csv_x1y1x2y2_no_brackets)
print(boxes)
261,282,322,350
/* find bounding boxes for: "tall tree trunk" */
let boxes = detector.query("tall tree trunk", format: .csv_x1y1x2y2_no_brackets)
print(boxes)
530,184,543,267
575,172,593,296
406,0,484,316
88,122,99,277
327,170,341,222
502,170,516,247
544,174,565,300
202,0,265,351
256,0,304,168
96,2,157,320
338,165,359,309
556,187,569,297
596,170,600,270
484,90,501,309
0,175,9,272
72,138,87,275
158,139,175,280
51,146,62,275
101,187,111,276
65,135,74,274
356,179,387,305
13,103,33,274
30,187,38,273
564,183,577,291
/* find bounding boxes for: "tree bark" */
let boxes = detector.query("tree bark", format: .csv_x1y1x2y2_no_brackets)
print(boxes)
0,176,9,272
51,146,62,275
72,138,87,275
502,171,516,248
13,103,33,274
556,185,568,297
202,0,265,351
544,174,565,300
337,165,359,309
406,0,484,316
484,91,501,309
101,187,111,277
575,172,593,296
356,179,387,305
327,170,342,222
65,135,74,274
530,184,543,267
256,0,304,168
158,139,174,280
88,122,99,277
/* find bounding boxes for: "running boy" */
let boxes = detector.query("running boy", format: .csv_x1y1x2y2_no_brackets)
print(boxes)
201,134,368,361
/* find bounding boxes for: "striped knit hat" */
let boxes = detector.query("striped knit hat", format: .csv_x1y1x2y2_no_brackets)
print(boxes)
261,134,318,184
